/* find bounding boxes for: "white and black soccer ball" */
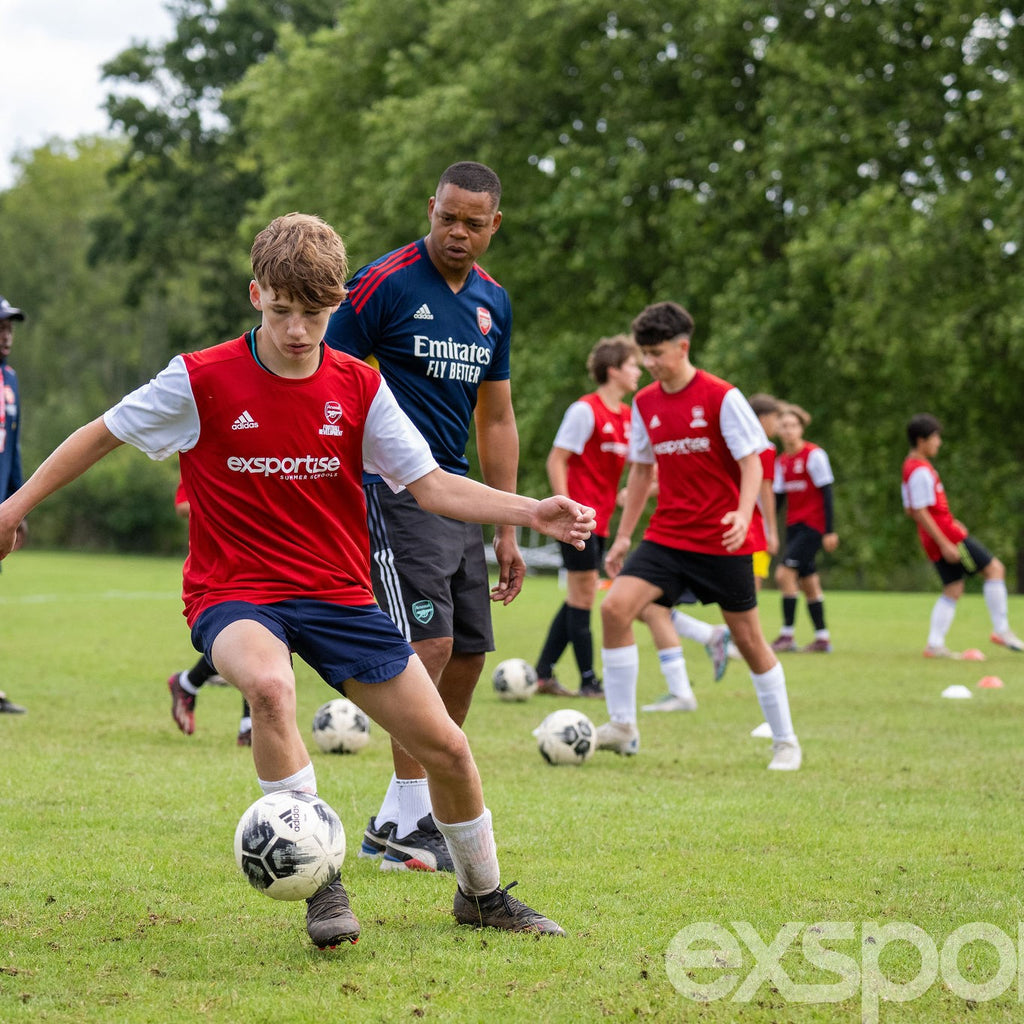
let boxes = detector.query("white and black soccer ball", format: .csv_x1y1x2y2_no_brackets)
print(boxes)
234,790,346,901
532,708,596,765
492,658,538,702
312,698,371,754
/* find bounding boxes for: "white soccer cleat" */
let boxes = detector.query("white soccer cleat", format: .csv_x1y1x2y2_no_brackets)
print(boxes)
595,720,640,756
768,740,802,771
641,693,698,713
991,631,1024,653
923,644,961,659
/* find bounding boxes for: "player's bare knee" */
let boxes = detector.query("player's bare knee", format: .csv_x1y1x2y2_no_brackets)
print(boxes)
243,670,296,718
419,725,473,782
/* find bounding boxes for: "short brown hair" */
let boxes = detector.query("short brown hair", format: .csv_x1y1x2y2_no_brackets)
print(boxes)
631,301,694,348
748,393,780,417
587,334,639,384
250,213,349,309
779,402,812,427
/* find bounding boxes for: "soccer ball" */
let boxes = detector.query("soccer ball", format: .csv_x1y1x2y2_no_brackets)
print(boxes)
233,790,346,901
532,708,596,765
492,658,538,701
312,698,371,754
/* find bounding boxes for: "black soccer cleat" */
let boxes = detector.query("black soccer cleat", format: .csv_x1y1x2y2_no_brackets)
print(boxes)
453,881,565,936
305,878,360,948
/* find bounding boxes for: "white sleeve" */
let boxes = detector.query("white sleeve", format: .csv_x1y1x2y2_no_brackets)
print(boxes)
720,389,769,461
102,356,201,460
627,403,654,465
905,466,937,509
551,401,595,455
806,447,835,487
362,379,439,490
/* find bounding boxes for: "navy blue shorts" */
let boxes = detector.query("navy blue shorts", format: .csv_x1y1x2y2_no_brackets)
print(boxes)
191,599,414,691
620,539,757,613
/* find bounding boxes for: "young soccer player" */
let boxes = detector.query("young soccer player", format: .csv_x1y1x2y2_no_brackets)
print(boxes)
771,404,838,653
0,213,595,946
533,334,640,698
598,301,801,770
902,413,1023,657
653,391,780,698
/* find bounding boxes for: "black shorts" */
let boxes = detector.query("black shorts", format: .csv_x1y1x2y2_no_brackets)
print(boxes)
933,534,995,585
365,482,494,652
561,534,606,573
781,522,823,577
620,539,757,613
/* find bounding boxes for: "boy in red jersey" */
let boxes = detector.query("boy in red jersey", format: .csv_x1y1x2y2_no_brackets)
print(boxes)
533,335,640,697
902,413,1023,657
0,213,596,946
771,404,838,653
598,301,801,771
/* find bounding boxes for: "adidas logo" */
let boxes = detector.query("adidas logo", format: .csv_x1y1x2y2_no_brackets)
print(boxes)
649,414,662,428
602,422,615,434
413,303,434,320
232,410,259,430
278,805,302,832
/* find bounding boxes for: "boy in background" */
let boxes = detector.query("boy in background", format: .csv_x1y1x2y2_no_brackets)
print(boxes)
902,413,1023,657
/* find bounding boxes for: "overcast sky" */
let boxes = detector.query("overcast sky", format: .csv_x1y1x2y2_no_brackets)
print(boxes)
1,0,176,189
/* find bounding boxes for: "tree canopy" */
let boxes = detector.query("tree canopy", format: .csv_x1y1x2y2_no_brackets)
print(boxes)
1,0,1022,584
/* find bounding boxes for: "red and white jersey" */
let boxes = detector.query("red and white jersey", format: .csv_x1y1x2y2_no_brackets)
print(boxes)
751,440,776,549
901,456,967,561
630,370,767,555
104,333,437,625
774,441,833,533
551,392,630,537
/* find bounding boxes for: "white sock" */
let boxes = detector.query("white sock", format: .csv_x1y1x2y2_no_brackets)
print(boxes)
750,662,797,744
178,670,199,695
395,777,433,838
657,647,694,699
983,579,1010,635
258,761,316,796
928,595,957,648
433,808,500,896
601,645,639,725
671,609,714,645
374,773,401,828
238,714,252,734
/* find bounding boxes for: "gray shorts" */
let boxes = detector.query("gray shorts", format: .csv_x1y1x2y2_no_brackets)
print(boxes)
364,482,494,652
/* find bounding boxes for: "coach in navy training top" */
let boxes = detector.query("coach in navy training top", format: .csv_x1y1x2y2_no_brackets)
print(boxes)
325,236,512,477
323,162,524,874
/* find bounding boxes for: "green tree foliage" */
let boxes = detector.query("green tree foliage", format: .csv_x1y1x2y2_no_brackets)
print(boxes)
0,140,183,551
4,0,1023,583
92,0,341,347
233,0,1023,584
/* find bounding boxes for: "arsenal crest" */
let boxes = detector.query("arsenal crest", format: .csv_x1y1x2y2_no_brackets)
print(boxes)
324,401,343,424
476,307,492,335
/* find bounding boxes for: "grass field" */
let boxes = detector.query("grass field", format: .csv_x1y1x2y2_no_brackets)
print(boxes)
2,551,1023,1023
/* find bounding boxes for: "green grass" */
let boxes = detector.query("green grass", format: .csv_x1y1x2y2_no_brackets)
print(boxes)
2,551,1023,1022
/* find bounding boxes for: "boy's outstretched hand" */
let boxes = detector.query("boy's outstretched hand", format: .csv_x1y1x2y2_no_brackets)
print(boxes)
531,496,595,549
